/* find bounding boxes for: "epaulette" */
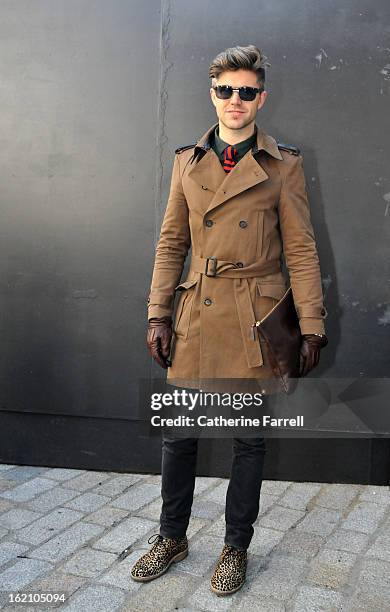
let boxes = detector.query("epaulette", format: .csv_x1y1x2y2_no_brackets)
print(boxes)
277,142,300,156
175,144,196,154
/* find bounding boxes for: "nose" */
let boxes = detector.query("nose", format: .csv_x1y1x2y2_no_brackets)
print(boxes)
230,91,242,104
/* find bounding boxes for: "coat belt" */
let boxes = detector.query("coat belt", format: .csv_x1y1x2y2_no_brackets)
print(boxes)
189,255,281,368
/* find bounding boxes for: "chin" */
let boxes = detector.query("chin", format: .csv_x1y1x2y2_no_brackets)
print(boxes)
224,116,248,129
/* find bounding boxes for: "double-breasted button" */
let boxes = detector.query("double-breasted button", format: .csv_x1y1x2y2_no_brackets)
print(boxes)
204,298,212,306
236,261,244,268
321,307,326,316
201,185,208,190
239,220,248,228
205,219,214,227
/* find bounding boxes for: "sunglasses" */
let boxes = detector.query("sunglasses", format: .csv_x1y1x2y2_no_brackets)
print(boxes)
213,85,263,101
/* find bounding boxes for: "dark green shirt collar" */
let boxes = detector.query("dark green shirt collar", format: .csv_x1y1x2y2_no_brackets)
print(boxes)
213,124,257,160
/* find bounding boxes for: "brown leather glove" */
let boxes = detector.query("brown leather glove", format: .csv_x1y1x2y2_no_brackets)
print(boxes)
299,334,328,377
147,316,173,369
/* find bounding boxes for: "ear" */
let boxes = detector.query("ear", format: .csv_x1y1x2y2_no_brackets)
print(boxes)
257,90,267,110
210,87,217,108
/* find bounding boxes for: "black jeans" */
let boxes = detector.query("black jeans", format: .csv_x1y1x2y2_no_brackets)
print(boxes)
159,434,266,550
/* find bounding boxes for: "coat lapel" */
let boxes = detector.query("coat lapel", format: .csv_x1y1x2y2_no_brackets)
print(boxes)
187,121,283,217
186,147,226,194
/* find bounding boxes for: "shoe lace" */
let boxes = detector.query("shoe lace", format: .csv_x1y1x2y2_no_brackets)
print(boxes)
148,533,164,547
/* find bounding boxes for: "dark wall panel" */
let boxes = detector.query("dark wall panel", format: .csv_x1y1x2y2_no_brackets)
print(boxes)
162,0,390,378
0,0,389,483
0,0,161,419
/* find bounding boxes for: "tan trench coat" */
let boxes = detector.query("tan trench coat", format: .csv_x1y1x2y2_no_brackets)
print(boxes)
147,122,328,390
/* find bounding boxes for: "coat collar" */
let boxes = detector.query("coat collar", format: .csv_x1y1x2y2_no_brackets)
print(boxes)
187,122,283,216
192,121,283,161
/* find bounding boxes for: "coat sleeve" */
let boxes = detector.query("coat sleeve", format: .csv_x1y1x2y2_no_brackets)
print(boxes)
278,153,328,335
147,153,191,320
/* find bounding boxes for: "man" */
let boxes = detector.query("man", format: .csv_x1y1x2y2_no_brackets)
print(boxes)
131,45,328,595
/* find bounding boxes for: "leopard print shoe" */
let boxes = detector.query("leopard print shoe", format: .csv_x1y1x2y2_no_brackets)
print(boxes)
210,543,247,596
130,533,188,582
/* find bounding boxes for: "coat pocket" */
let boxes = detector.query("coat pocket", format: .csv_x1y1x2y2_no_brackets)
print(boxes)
173,279,198,340
254,282,287,324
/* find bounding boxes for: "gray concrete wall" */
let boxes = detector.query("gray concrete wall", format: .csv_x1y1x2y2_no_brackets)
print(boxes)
0,1,389,476
0,0,161,419
160,0,390,378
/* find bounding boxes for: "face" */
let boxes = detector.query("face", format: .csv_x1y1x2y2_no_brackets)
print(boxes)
210,69,267,131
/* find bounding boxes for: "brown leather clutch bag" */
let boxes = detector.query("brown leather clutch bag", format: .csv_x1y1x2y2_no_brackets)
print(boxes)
254,286,302,394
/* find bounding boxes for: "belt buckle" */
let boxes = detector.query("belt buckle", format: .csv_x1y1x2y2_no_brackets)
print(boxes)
205,256,217,277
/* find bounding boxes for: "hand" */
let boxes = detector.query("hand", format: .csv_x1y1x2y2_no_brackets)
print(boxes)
299,334,328,377
147,316,173,369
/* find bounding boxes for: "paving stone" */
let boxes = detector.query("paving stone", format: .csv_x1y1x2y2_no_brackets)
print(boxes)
187,517,208,540
326,528,370,554
0,465,16,473
64,472,112,492
0,507,41,530
63,584,127,611
295,507,341,537
26,486,81,512
16,507,84,545
249,526,285,556
257,504,305,531
43,468,85,481
234,595,286,611
204,514,226,538
111,483,161,511
258,493,279,515
0,468,387,611
93,516,156,553
91,474,144,497
191,499,224,520
97,548,146,590
135,496,162,521
359,485,390,505
135,506,210,539
0,557,52,590
0,542,29,568
273,530,324,559
356,557,390,588
60,547,117,578
342,501,388,533
185,577,235,611
260,480,292,496
175,608,211,612
29,522,104,564
194,476,225,504
293,585,345,611
0,500,17,515
346,581,390,610
63,492,110,513
0,480,15,494
306,548,357,589
143,473,162,485
0,477,57,502
364,529,390,562
1,466,50,482
313,483,361,511
85,505,129,527
123,572,197,611
170,534,222,577
247,553,308,600
278,482,322,510
28,569,86,601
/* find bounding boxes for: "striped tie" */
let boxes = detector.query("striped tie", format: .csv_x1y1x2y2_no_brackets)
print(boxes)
223,145,238,173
